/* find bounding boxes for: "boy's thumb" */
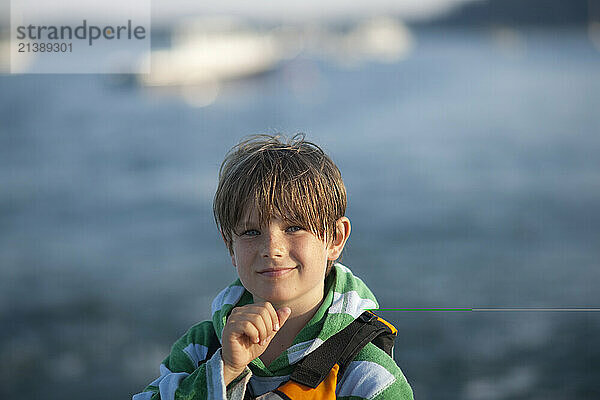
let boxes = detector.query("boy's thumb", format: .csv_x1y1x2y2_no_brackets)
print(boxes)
276,307,292,327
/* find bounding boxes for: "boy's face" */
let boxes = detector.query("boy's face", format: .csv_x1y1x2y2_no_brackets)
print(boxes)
229,205,347,309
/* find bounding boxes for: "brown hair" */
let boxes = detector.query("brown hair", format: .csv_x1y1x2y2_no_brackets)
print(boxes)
213,134,347,271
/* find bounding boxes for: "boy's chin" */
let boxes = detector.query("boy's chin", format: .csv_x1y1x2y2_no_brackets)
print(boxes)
252,288,294,305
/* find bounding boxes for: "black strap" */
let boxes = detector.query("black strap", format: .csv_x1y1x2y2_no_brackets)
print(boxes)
289,311,396,388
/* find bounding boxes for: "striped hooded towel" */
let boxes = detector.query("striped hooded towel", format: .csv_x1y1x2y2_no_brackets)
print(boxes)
133,263,414,400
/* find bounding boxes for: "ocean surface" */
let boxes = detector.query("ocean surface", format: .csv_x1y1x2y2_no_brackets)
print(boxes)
1,29,599,399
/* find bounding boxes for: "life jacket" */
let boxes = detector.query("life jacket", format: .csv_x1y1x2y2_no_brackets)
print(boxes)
246,310,398,400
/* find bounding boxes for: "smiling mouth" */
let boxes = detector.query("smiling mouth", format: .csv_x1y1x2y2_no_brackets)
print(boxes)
258,268,296,277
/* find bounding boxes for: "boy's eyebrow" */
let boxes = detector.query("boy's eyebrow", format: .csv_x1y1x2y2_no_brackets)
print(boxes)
234,214,296,229
235,218,259,230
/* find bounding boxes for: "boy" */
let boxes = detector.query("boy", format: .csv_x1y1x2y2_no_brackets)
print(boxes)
133,134,413,399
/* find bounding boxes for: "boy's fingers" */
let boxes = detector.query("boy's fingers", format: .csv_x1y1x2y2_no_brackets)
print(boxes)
246,313,268,343
228,305,290,346
276,307,292,328
238,320,260,344
256,304,276,335
244,304,275,333
262,302,280,331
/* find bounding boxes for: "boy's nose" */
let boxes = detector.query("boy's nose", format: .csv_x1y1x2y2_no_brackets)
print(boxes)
261,232,285,258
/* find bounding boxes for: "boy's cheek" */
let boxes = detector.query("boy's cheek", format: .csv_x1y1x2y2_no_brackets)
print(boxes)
229,241,241,267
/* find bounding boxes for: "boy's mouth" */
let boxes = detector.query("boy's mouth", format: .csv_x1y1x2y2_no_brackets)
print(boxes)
257,267,296,277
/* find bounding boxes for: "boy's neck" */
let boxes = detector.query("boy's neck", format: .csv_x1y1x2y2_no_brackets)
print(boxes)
259,296,324,367
255,284,325,367
279,294,323,336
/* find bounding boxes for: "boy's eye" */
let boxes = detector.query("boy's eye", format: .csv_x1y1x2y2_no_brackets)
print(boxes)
286,226,303,233
241,229,260,237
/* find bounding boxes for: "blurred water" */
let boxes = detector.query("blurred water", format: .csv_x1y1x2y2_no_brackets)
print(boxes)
1,29,599,399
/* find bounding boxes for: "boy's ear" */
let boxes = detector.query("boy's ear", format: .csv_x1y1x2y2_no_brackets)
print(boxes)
327,217,351,261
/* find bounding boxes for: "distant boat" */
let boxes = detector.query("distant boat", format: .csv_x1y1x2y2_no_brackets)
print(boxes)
309,17,414,66
343,17,413,63
139,17,285,87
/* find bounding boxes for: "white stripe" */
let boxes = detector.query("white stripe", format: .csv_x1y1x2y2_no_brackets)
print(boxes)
335,262,351,274
183,343,209,367
205,348,227,400
286,338,324,364
132,392,153,400
329,290,377,318
146,364,172,387
335,263,370,288
211,285,245,315
158,372,190,400
336,361,396,399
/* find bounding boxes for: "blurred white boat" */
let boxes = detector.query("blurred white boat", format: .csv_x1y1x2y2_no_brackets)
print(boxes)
344,17,413,63
135,16,412,106
306,16,414,67
140,18,285,87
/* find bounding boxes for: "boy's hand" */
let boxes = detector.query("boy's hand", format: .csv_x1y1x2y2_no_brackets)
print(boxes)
221,302,291,385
